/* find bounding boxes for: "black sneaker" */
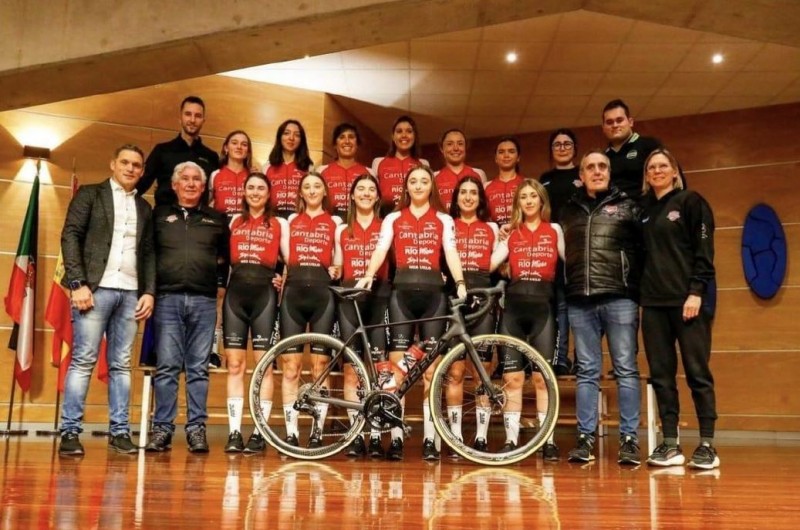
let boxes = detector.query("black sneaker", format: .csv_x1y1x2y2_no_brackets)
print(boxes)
688,442,720,470
186,428,209,453
386,438,404,461
542,442,560,461
618,435,641,465
500,440,517,453
285,434,299,447
345,436,366,457
59,432,84,456
145,430,172,452
647,443,685,467
568,433,595,462
209,353,223,369
473,438,488,451
224,431,245,453
422,438,440,461
243,432,267,454
308,431,323,449
109,432,138,454
368,437,385,458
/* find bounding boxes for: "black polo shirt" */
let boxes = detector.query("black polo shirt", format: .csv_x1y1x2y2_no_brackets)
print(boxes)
605,132,661,198
137,134,219,206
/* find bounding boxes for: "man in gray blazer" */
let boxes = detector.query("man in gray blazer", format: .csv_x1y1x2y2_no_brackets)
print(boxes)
58,144,156,456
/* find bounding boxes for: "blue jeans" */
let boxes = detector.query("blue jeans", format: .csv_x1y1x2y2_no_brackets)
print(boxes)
555,283,570,367
152,292,216,434
61,288,138,435
568,297,640,437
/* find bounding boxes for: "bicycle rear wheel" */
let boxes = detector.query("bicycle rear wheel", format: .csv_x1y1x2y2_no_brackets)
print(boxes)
249,333,370,459
429,334,559,465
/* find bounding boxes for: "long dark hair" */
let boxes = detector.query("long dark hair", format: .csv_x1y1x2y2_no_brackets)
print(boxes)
268,119,313,171
387,115,420,159
397,165,445,213
220,129,254,170
345,174,382,237
449,176,490,222
238,172,274,228
295,172,331,214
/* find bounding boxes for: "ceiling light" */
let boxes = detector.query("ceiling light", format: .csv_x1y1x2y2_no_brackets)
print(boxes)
712,53,724,64
505,51,518,64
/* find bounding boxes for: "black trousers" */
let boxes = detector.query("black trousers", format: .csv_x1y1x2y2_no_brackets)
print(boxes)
642,306,717,439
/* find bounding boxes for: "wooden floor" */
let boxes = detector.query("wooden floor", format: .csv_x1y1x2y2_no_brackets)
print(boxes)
2,428,799,529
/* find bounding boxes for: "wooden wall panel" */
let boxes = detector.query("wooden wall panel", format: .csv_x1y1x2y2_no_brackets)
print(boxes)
715,224,798,288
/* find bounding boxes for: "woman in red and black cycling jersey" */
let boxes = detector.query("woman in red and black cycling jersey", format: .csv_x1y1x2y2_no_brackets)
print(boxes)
209,130,256,368
210,130,254,217
265,119,313,219
357,166,466,461
222,172,288,455
485,136,525,227
434,128,487,206
490,178,564,461
279,173,341,447
371,115,429,216
446,176,498,457
319,123,374,218
333,174,388,458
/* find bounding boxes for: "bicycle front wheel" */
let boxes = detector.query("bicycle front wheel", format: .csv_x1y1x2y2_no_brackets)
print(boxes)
249,333,370,460
429,334,559,465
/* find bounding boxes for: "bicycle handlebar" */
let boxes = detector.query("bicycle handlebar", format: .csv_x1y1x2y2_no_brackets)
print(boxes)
451,280,506,326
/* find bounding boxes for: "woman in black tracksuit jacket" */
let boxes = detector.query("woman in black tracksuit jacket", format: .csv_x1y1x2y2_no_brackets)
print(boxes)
640,148,719,471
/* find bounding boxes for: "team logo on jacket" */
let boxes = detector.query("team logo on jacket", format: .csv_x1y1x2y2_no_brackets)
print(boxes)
603,205,618,215
573,179,583,188
667,210,681,222
166,214,179,223
626,150,638,160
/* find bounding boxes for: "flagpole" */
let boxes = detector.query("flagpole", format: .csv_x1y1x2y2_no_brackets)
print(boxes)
0,161,40,437
36,159,76,437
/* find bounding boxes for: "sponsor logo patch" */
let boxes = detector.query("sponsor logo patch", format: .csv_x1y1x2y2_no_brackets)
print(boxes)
667,210,681,222
626,150,638,160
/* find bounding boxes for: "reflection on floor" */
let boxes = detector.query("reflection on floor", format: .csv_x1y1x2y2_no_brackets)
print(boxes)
2,427,797,529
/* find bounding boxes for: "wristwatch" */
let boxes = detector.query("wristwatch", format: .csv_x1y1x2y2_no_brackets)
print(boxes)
68,280,85,290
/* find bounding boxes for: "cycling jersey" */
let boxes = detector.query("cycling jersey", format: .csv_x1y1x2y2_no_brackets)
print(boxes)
334,220,388,288
318,162,373,218
229,214,287,270
209,166,248,216
454,219,498,287
371,156,429,214
435,165,486,207
265,162,307,218
485,175,524,225
376,207,456,287
282,212,341,286
492,222,564,299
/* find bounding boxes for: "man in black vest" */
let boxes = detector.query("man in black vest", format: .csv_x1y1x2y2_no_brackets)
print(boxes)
59,144,156,456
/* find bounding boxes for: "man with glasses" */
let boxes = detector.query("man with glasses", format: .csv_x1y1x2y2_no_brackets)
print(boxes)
602,99,662,198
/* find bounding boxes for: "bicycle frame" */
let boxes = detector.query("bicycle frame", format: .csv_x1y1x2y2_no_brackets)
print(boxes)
296,293,503,414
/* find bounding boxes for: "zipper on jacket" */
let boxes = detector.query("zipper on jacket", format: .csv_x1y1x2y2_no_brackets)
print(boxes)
620,250,629,287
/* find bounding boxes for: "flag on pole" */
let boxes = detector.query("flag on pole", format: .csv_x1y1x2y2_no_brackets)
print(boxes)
4,175,39,391
44,168,109,391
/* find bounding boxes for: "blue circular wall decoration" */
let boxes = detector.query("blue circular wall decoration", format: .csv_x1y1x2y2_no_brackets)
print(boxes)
741,204,787,299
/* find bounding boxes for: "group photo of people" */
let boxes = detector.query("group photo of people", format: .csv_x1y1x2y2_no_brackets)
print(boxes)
57,93,719,472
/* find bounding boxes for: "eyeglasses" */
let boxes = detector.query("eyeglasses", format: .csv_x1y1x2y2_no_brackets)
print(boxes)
552,141,574,150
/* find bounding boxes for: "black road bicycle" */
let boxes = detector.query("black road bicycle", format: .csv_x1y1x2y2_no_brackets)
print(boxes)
249,281,559,465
